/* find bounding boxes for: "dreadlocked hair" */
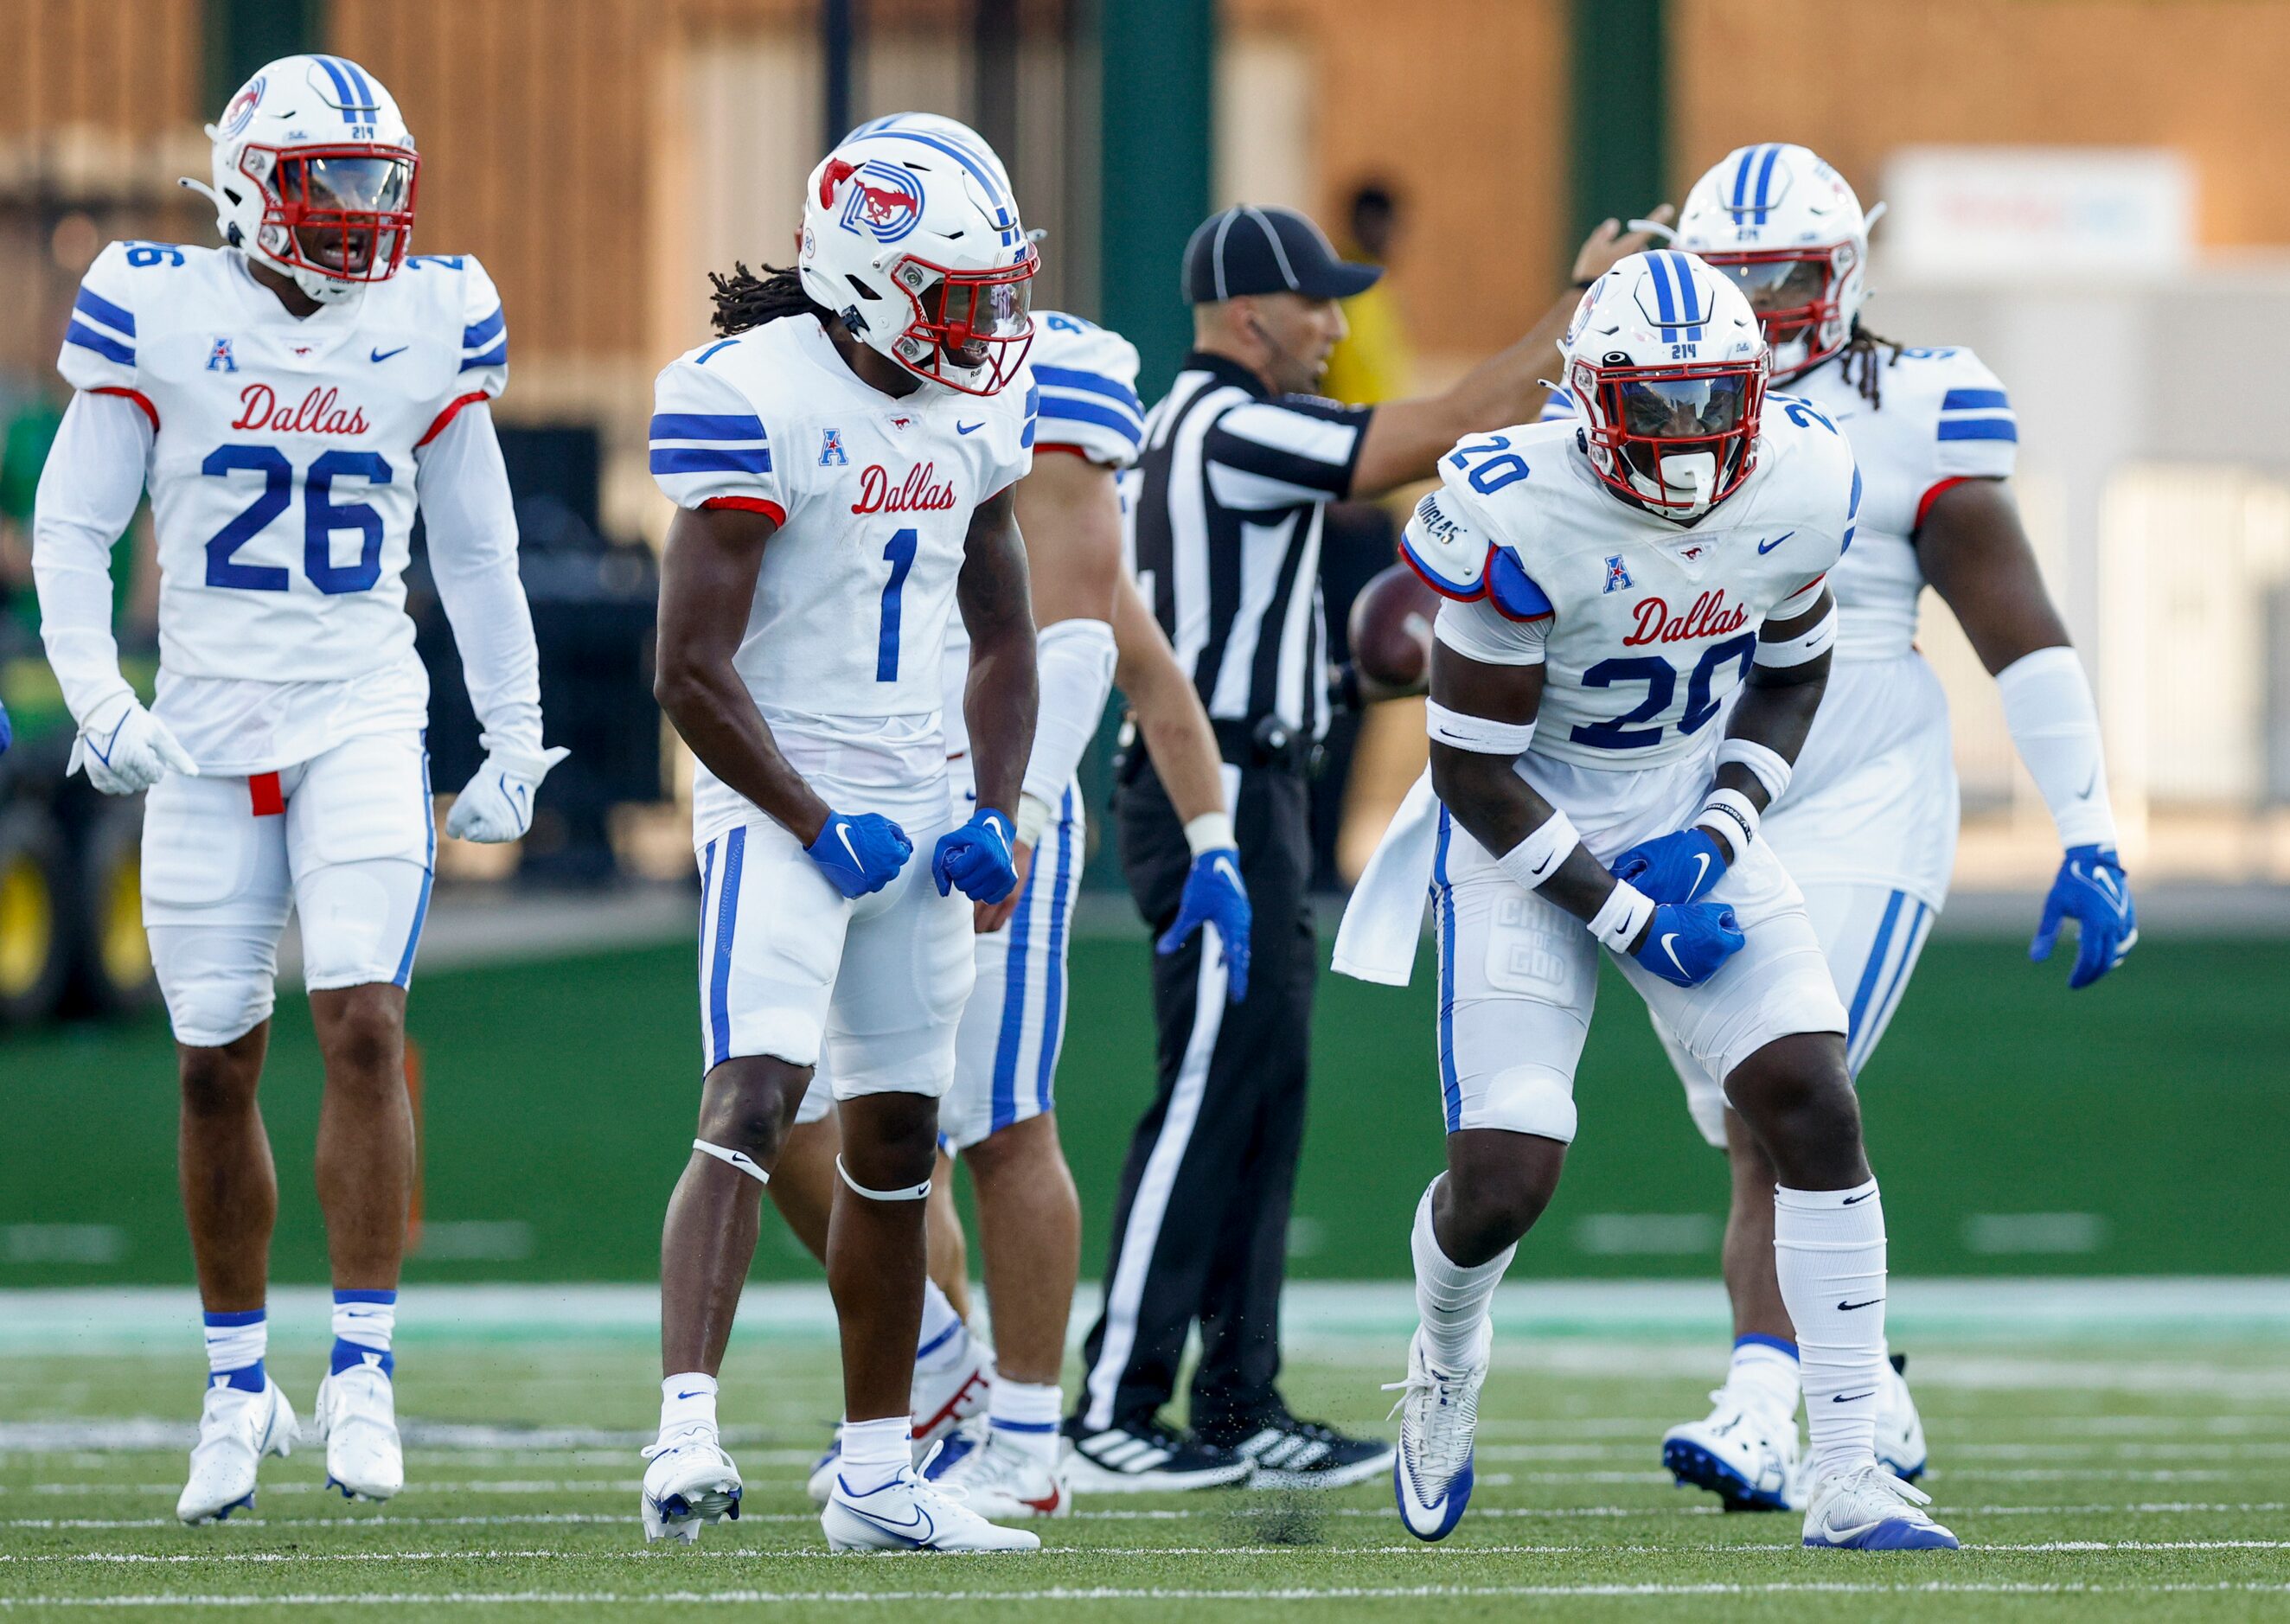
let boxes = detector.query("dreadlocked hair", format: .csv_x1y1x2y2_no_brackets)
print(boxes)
708,262,833,336
1838,317,1907,409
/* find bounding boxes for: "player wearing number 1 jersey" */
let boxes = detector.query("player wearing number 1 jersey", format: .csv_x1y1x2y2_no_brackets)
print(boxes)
31,58,560,1525
1338,252,1955,1551
641,127,1042,1556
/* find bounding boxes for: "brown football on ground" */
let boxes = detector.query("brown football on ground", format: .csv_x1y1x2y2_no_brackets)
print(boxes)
1347,560,1442,689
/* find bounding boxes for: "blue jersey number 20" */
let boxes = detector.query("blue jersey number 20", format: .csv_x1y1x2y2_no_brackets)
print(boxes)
1568,633,1756,751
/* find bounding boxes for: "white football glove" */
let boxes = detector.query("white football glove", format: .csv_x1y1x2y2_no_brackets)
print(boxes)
445,745,570,844
71,694,199,795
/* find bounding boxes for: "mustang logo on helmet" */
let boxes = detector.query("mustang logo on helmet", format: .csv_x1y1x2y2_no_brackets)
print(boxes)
220,79,265,141
823,158,925,246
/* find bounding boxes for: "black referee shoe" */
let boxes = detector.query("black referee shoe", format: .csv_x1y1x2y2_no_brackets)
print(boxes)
1061,1414,1256,1493
1197,1410,1395,1490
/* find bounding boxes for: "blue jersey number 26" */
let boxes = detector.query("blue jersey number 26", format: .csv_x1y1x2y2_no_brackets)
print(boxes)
202,446,389,594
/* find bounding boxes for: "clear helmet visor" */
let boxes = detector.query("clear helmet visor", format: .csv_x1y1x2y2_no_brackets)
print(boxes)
297,154,414,212
1706,254,1828,313
1616,374,1749,438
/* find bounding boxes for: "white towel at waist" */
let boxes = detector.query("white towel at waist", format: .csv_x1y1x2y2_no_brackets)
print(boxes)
1332,768,1442,987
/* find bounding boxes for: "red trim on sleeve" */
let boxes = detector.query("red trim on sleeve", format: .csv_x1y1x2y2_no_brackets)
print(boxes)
1914,476,1973,533
417,390,491,449
1397,541,1487,604
247,772,285,817
1033,443,1104,463
93,387,158,432
700,496,786,524
1788,572,1828,598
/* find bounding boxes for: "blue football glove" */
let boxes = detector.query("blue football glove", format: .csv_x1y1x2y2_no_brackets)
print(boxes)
1611,827,1729,904
2031,843,2137,990
0,699,10,757
804,810,913,899
1156,847,1253,1003
1629,900,1747,989
932,808,1020,904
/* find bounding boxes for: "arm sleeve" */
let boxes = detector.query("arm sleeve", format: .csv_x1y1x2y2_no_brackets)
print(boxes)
31,390,152,726
414,401,543,756
1020,617,1117,808
455,255,510,400
1996,644,2116,849
1203,396,1372,508
1433,594,1548,667
649,355,788,518
58,244,141,397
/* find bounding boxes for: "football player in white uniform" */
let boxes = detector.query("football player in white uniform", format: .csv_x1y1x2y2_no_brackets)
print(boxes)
1340,251,1956,1550
31,57,559,1525
1562,145,2131,1512
640,127,1044,1555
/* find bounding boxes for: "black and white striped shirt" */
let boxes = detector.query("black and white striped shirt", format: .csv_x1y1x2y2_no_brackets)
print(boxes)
1129,351,1372,748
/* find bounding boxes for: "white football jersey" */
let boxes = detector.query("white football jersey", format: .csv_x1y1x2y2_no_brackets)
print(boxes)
57,241,508,765
1413,403,1858,771
1541,345,2014,664
650,314,1034,830
940,310,1142,755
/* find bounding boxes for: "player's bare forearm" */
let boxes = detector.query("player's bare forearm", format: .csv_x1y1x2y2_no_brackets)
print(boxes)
958,487,1039,815
1012,452,1122,628
1112,572,1226,823
1348,211,1677,497
653,503,830,843
1709,591,1835,837
1429,640,1625,930
1917,477,2073,675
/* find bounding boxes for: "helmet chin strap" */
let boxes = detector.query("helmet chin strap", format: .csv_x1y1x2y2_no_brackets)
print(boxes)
1634,451,1717,520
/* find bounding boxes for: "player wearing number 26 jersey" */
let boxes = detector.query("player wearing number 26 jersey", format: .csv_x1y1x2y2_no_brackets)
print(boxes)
1341,252,1956,1554
31,56,559,1529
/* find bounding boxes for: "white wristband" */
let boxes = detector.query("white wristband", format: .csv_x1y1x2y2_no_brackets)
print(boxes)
1693,787,1761,857
1755,603,1838,668
1716,738,1793,803
1015,792,1054,850
1425,700,1538,756
1588,880,1655,954
1495,809,1581,892
1184,811,1237,856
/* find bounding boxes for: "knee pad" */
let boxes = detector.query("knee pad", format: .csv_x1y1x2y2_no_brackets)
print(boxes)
297,859,430,992
149,924,278,1048
1461,1064,1580,1143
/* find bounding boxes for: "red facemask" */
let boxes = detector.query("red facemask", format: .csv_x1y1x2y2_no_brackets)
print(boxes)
240,143,419,284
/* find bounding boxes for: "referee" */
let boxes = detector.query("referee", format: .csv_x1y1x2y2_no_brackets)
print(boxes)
1068,202,1662,1490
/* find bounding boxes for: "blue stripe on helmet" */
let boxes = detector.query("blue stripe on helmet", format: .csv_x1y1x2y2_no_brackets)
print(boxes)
311,56,361,121
1753,144,1784,222
1667,251,1703,336
337,57,379,113
867,130,1015,233
1645,252,1679,326
1730,147,1757,215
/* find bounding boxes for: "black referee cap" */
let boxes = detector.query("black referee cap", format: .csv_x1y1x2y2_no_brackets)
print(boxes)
1182,204,1384,304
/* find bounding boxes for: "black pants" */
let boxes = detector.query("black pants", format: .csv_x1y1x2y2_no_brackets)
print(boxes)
1076,754,1315,1435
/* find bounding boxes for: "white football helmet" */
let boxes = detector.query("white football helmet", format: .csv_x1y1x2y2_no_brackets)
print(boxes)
799,129,1036,396
186,55,418,305
1674,144,1875,381
842,112,1013,195
1562,249,1769,522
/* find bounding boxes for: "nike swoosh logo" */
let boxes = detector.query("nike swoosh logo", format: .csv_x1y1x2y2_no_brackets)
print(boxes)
2077,765,2098,798
675,1389,707,1400
1757,531,1794,554
1689,852,1711,891
839,1489,933,1542
1660,932,1687,975
370,345,408,362
836,824,862,867
91,712,128,767
1838,1298,1884,1311
956,420,985,435
1212,855,1241,887
1529,848,1558,878
1833,1390,1877,1403
1841,1190,1877,1205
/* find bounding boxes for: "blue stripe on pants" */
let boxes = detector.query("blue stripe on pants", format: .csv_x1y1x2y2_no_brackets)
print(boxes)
391,738,435,988
1434,809,1461,1132
1845,889,1905,1053
1852,900,1929,1076
696,839,718,1061
708,828,745,1068
1033,788,1077,1115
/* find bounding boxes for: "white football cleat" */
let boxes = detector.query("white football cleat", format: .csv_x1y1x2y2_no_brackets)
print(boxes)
822,1462,1040,1552
910,1327,993,1451
1876,1352,1928,1481
922,1424,1071,1519
177,1377,297,1525
640,1428,744,1544
314,1360,403,1503
1385,1322,1488,1543
1801,1462,1959,1550
1661,1389,1803,1512
806,1427,841,1507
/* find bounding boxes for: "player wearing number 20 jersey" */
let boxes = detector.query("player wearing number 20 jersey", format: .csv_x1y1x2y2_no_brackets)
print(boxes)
31,56,557,1529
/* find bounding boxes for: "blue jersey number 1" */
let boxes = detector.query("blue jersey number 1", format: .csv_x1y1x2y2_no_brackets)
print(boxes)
876,527,918,681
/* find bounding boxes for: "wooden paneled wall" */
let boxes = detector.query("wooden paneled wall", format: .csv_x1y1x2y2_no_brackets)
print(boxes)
0,0,201,141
